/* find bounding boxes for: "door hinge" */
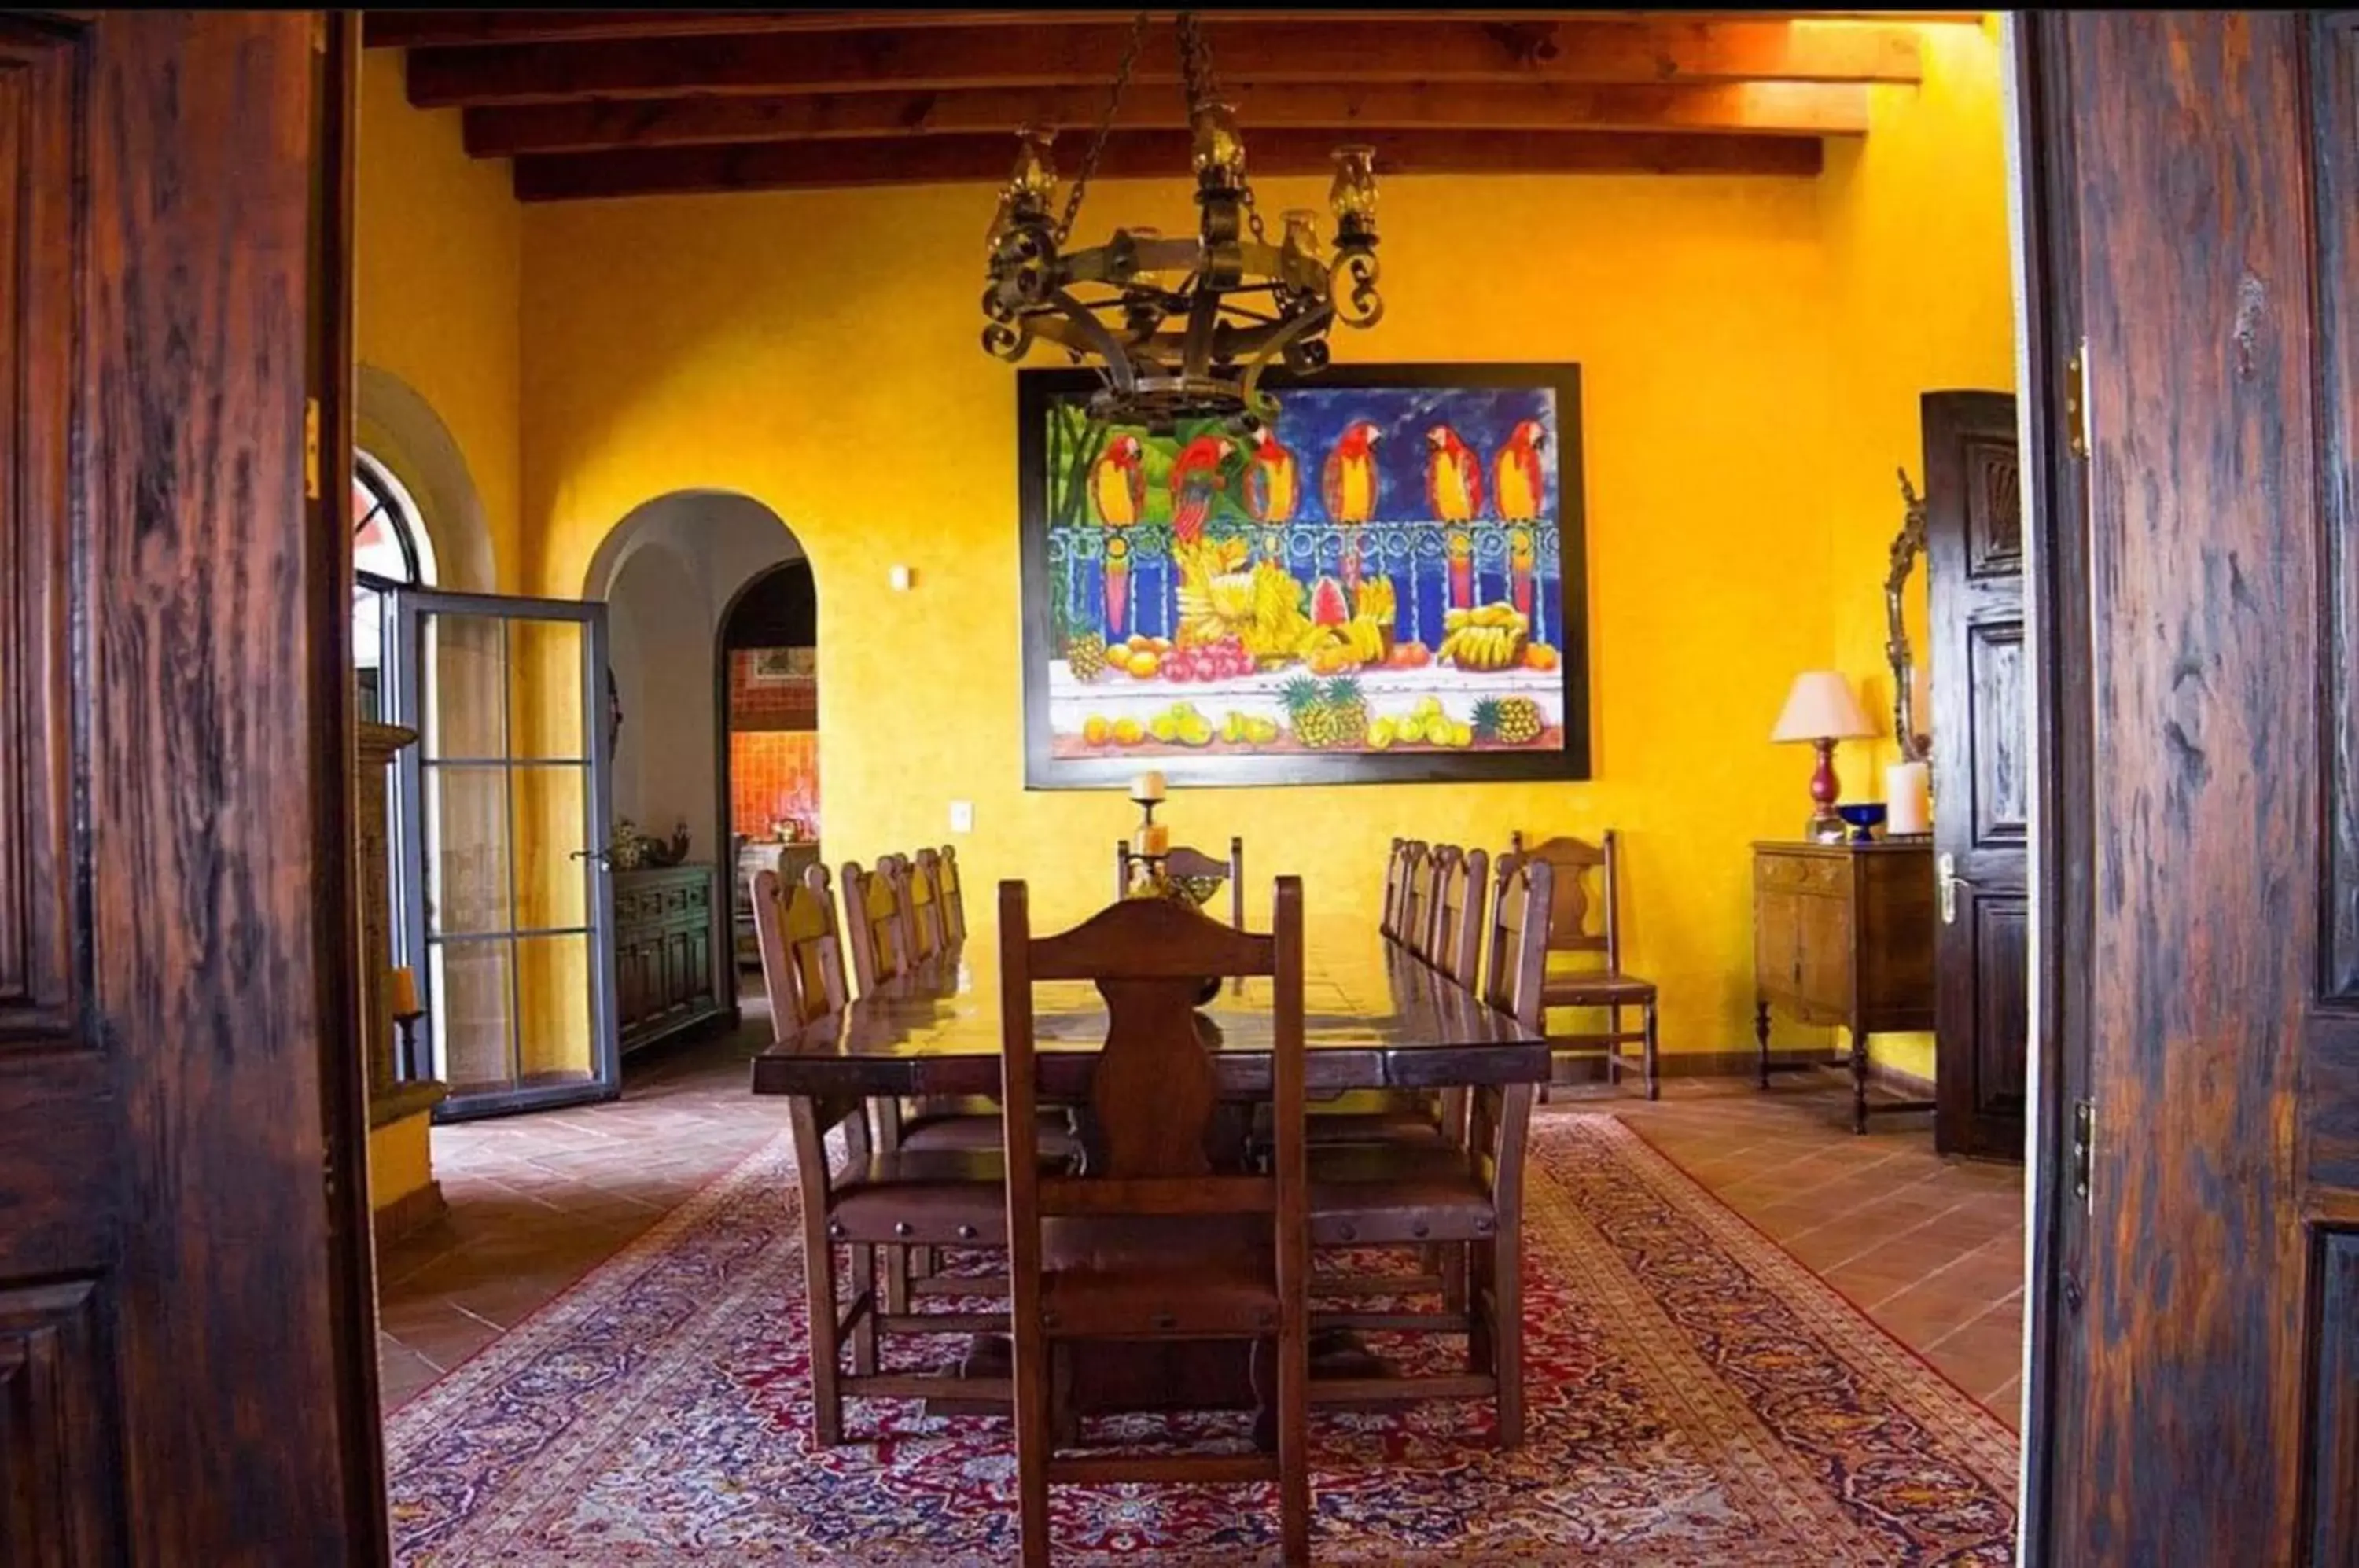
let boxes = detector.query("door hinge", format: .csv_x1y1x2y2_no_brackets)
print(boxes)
304,397,321,502
2063,338,2090,461
2070,1099,2095,1212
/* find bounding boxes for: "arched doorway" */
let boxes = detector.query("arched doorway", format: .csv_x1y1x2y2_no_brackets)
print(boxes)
715,559,820,985
583,491,806,1028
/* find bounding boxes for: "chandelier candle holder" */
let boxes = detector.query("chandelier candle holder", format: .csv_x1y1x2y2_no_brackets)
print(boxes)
981,11,1383,434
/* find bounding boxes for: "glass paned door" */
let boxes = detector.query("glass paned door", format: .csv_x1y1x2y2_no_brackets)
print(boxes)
388,589,619,1119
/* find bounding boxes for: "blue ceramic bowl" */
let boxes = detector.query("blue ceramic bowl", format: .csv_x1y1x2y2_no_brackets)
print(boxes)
1835,803,1888,843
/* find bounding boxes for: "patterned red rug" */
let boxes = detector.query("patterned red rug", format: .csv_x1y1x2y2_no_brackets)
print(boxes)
385,1115,2019,1565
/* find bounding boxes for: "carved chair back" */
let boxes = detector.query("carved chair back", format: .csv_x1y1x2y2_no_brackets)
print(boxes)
1429,845,1490,988
1484,854,1556,1030
1397,841,1437,959
750,862,849,1028
841,858,914,997
900,851,946,961
1505,829,1625,971
1380,838,1410,937
926,845,967,941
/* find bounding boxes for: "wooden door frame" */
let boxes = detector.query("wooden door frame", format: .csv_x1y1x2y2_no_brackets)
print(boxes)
2008,12,2094,1562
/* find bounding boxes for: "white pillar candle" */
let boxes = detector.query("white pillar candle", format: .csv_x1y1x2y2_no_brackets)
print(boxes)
1131,771,1166,803
1886,760,1931,836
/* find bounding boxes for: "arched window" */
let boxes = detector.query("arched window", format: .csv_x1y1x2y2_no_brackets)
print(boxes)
353,451,436,718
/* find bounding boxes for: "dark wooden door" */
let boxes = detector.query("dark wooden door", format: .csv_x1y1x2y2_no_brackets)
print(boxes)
0,11,385,1563
2029,11,2359,1561
1923,391,2028,1160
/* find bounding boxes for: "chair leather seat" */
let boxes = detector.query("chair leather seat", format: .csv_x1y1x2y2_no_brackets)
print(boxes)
829,1148,1012,1245
1039,1213,1278,1337
1307,1143,1498,1246
1540,970,1658,1005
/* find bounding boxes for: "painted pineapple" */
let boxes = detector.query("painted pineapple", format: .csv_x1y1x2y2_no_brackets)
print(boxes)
1065,631,1109,683
1474,696,1544,745
1281,676,1370,749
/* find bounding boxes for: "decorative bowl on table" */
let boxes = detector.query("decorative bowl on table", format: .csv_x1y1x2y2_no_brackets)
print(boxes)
1835,803,1888,844
1172,875,1224,909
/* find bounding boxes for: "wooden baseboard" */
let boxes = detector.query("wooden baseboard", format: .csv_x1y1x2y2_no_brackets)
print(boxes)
372,1180,446,1248
1864,1059,1937,1100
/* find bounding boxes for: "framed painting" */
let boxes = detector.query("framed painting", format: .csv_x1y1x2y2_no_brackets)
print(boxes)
1019,363,1590,788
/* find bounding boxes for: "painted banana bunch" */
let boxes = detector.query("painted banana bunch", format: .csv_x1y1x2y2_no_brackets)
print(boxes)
1437,602,1531,669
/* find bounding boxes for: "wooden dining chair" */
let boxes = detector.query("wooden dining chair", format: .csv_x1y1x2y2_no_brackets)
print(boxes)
1304,853,1551,1449
1113,834,1246,926
841,858,913,998
749,862,1013,1445
1380,837,1409,938
926,845,968,941
1505,829,1661,1100
902,852,947,962
999,878,1311,1568
1430,845,1491,989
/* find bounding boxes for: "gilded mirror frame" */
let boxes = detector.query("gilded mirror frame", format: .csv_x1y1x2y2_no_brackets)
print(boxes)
1886,468,1930,764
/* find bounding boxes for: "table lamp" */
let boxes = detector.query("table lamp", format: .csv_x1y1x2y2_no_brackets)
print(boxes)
1770,671,1876,843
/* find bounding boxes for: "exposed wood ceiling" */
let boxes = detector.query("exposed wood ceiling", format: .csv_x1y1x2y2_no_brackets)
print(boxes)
366,9,1982,203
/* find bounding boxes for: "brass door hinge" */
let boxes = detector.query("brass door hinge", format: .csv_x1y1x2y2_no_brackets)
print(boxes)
304,397,321,501
2063,338,2090,460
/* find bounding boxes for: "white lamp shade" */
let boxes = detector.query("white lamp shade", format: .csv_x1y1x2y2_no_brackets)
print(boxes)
1771,670,1876,743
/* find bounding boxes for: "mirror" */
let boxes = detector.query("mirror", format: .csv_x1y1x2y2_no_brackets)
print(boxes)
1886,469,1930,764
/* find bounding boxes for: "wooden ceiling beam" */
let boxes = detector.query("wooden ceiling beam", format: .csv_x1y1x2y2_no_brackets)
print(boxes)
366,10,1979,50
510,126,1824,202
466,80,1869,158
408,19,1922,109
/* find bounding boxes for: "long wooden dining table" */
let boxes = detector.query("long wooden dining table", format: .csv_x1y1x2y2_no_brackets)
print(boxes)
749,912,1549,1415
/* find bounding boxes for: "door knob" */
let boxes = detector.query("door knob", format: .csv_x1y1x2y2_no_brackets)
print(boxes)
1937,852,1976,925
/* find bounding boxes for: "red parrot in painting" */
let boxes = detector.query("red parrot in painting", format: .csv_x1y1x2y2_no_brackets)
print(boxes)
1494,418,1548,618
1091,434,1146,637
1168,435,1233,549
1090,433,1146,528
1322,420,1382,592
1425,425,1484,523
1244,427,1299,523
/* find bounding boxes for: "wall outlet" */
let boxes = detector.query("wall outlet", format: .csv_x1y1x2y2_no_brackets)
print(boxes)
948,800,973,834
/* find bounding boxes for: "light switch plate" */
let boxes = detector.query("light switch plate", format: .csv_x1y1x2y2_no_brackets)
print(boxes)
948,800,974,834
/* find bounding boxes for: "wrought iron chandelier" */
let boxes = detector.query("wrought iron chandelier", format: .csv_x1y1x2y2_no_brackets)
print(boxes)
980,11,1383,433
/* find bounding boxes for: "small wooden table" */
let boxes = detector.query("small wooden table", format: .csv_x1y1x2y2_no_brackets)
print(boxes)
1750,840,1938,1134
752,915,1548,1412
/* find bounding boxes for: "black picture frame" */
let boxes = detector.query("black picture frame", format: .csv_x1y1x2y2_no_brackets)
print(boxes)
1018,362,1591,790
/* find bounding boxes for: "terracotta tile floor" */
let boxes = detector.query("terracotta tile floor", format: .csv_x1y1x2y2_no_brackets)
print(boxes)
376,1023,2027,1436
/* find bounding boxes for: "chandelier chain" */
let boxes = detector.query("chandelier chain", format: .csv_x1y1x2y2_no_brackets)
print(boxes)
1176,12,1264,242
1057,10,1150,245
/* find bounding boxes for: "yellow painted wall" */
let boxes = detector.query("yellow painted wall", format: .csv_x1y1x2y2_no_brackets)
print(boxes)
368,1112,435,1212
1820,18,2016,1081
519,171,1837,1059
356,49,524,591
342,22,2011,1073
503,24,2012,1065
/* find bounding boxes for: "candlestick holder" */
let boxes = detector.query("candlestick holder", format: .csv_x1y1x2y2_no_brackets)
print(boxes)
393,1009,425,1078
1126,792,1177,899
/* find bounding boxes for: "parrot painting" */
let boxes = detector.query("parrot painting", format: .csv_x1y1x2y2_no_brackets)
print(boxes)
1425,425,1485,523
1244,427,1299,523
1494,419,1548,618
1090,434,1146,637
1168,435,1234,549
1322,420,1382,591
1493,419,1547,522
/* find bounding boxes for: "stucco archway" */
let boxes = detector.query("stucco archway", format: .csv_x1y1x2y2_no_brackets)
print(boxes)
356,363,499,594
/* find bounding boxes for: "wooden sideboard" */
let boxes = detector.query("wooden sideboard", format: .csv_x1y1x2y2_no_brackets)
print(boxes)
1751,840,1938,1134
615,864,727,1055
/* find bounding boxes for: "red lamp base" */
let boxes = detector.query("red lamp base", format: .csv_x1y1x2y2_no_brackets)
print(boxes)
1805,737,1846,842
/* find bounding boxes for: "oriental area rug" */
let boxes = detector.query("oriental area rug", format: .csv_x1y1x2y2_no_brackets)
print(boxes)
385,1116,2018,1566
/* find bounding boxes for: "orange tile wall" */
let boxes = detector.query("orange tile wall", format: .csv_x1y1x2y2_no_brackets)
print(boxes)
731,731,821,839
728,650,818,730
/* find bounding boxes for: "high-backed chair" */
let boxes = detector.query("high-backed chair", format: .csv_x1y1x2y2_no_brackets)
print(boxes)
1304,853,1551,1448
924,845,967,941
902,851,947,962
750,863,1011,1445
1113,834,1246,926
1380,837,1410,938
1430,845,1491,988
1506,829,1661,1100
841,858,915,998
998,880,1311,1567
1389,840,1433,953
